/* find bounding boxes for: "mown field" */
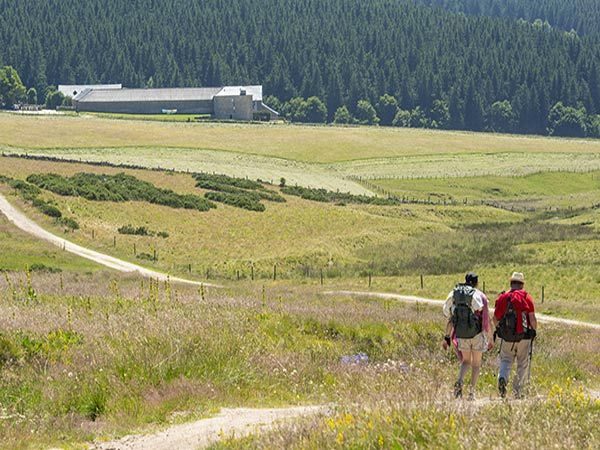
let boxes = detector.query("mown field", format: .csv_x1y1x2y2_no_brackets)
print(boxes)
4,113,600,194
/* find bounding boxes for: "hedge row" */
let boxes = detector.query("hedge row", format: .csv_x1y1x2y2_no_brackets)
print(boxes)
192,173,263,190
0,175,79,229
204,191,266,212
195,179,285,203
280,185,402,206
26,173,216,212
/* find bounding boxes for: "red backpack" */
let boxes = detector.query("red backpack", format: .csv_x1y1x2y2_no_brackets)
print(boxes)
497,290,529,342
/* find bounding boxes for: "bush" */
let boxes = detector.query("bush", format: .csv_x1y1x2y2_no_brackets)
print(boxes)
193,173,263,190
281,185,401,206
118,225,151,236
205,191,266,212
26,172,216,212
29,263,62,273
136,252,156,261
59,217,79,231
8,179,41,200
32,198,62,218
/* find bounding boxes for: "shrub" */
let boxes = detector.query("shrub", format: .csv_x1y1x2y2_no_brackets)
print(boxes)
26,172,216,212
118,225,151,236
192,173,262,190
156,231,169,238
8,179,41,200
59,217,79,230
205,191,266,212
29,263,62,273
32,198,62,218
281,185,401,206
136,252,155,261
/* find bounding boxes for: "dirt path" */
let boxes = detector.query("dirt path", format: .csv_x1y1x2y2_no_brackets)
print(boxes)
92,405,330,450
0,193,213,287
326,290,600,330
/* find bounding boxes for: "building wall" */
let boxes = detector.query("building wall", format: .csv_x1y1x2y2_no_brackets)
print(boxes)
213,95,254,120
74,100,214,114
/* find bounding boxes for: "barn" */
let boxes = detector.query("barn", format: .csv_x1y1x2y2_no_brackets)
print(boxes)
71,85,279,121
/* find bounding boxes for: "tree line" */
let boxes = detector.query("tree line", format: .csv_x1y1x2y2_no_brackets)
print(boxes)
2,0,600,137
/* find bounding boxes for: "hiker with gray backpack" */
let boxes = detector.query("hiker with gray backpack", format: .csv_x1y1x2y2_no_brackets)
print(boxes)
493,272,538,399
442,272,493,400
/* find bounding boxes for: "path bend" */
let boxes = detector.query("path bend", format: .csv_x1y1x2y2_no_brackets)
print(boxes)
0,193,215,287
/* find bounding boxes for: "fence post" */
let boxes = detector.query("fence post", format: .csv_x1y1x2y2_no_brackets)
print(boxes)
134,243,137,255
420,274,424,289
483,281,486,293
273,264,277,281
237,270,240,281
251,265,254,281
153,249,157,261
320,269,324,286
542,285,545,304
113,236,116,247
206,268,210,280
188,264,192,274
92,229,95,239
368,273,372,288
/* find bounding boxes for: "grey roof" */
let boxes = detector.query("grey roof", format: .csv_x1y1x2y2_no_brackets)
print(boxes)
58,84,121,98
74,85,264,103
75,87,223,103
215,85,263,101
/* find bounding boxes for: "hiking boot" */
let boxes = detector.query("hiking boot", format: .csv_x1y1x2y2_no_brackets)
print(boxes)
467,392,475,401
454,381,463,399
498,377,507,398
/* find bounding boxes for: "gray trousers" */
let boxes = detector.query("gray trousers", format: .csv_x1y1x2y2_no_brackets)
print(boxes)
498,339,532,395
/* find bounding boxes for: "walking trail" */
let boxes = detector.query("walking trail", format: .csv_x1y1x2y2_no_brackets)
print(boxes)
0,193,213,287
326,290,600,330
92,405,330,450
1,194,599,449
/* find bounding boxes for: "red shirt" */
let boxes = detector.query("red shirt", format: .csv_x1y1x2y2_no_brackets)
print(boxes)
494,289,535,333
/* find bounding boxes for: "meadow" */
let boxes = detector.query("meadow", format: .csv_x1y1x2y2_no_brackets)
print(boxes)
0,273,597,449
5,112,600,194
1,114,599,448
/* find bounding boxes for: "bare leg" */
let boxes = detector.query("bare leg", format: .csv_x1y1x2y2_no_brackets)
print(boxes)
458,350,472,384
469,351,483,398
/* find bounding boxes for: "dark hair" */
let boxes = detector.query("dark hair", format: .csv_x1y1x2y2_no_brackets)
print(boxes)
465,272,478,286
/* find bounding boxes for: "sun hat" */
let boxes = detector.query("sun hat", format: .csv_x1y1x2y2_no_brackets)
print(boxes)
510,272,525,284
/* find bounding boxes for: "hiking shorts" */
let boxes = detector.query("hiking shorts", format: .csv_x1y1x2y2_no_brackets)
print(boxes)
457,332,486,352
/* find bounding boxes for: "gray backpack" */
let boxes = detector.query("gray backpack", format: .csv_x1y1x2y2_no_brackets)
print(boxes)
452,285,482,339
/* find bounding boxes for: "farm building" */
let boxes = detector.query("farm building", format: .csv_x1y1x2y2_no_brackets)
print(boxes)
71,85,279,121
58,84,122,99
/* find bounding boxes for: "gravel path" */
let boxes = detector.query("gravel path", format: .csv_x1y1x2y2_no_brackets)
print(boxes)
0,193,213,287
92,405,330,450
326,290,600,330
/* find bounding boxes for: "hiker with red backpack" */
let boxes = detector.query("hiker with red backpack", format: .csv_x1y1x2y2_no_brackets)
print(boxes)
442,272,493,400
493,272,538,399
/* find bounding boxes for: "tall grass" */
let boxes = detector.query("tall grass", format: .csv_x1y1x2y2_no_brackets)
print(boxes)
0,273,598,448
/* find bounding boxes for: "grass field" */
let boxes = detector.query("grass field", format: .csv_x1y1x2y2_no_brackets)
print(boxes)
0,276,597,449
1,156,599,322
1,114,600,448
2,113,600,163
0,205,99,274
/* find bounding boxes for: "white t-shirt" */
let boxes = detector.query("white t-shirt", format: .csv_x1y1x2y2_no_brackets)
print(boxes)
443,287,484,319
